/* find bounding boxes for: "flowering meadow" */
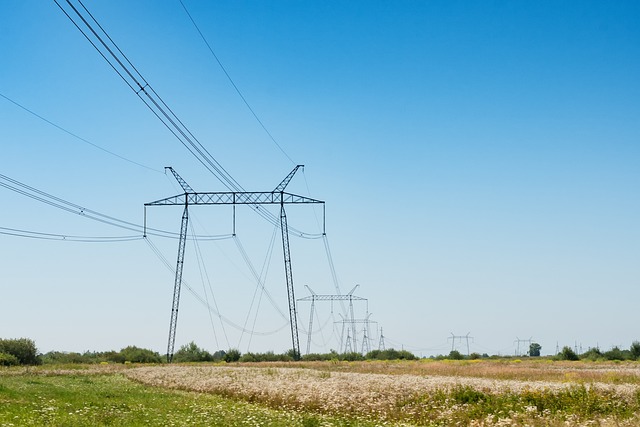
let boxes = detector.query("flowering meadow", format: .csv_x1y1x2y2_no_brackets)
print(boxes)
2,359,640,426
125,360,640,426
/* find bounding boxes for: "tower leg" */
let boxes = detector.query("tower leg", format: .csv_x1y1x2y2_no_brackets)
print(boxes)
280,203,301,360
306,298,315,355
167,204,188,362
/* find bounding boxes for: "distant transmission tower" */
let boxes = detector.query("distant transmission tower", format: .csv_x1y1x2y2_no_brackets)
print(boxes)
378,327,386,351
448,332,473,356
336,314,377,354
297,285,366,354
361,325,371,354
514,337,533,356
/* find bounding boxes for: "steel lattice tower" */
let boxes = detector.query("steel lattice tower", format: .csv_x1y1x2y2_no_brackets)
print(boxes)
145,166,324,361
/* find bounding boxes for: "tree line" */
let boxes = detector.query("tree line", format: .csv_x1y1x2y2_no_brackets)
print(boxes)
3,337,640,366
0,338,416,366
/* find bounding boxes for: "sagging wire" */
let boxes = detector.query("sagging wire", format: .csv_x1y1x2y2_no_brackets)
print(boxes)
144,235,289,336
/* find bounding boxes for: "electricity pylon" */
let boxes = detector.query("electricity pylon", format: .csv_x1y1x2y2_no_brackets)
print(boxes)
378,327,386,351
335,314,377,354
145,166,324,362
297,285,366,354
448,332,473,356
515,337,533,357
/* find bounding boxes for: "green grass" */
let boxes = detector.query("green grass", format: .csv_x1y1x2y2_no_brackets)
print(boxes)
0,372,378,427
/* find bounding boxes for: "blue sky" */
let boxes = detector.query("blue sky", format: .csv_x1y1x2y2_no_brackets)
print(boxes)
1,1,638,357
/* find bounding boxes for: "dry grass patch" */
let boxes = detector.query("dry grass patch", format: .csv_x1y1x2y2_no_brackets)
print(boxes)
125,363,640,426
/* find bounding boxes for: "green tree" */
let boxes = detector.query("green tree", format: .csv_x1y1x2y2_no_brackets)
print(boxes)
0,352,19,366
172,342,213,363
119,346,162,363
559,346,580,361
603,346,626,361
630,341,640,360
448,350,464,360
529,343,542,357
0,338,40,365
581,347,603,361
223,348,241,362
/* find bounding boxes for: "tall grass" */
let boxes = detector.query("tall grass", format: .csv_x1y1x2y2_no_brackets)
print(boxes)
126,362,640,426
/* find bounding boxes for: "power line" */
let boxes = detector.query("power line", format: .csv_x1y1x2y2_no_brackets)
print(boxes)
0,92,162,173
178,0,296,165
54,0,243,193
0,172,229,240
0,226,141,243
144,236,289,336
54,0,323,239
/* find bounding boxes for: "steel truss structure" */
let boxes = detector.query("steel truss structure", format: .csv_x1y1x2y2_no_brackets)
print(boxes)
298,285,367,355
145,166,324,362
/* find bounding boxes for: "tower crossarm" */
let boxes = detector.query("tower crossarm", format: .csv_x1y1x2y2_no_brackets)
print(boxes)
334,318,378,325
165,167,195,193
298,294,367,302
274,165,304,193
145,191,323,206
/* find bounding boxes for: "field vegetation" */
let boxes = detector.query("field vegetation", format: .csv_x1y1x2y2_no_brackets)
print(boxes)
4,338,640,426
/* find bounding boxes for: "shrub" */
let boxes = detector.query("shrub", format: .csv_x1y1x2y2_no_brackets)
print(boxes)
41,351,86,364
119,346,162,363
0,352,19,366
630,341,640,360
340,352,365,362
0,338,40,365
239,351,293,362
172,342,213,363
365,348,417,361
212,350,226,361
223,348,241,363
603,346,627,361
302,352,336,361
448,350,464,360
104,350,126,364
581,347,603,361
558,346,580,361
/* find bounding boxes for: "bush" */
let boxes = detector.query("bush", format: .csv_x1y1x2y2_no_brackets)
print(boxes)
365,348,417,361
0,352,19,366
0,338,40,365
239,351,293,362
581,347,603,361
448,350,464,360
41,351,86,364
104,350,126,364
603,346,627,361
172,342,213,363
223,348,241,363
558,346,580,361
302,352,337,361
119,346,162,363
630,341,640,360
339,352,365,362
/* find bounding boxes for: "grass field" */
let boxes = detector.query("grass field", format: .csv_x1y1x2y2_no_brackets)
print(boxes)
2,359,640,426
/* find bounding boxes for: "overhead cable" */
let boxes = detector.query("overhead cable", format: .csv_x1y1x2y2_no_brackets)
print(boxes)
179,0,296,165
144,236,289,336
0,172,230,240
54,0,243,192
54,0,322,238
0,92,162,173
0,226,141,242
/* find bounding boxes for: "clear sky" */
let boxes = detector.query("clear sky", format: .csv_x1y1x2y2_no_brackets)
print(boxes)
1,1,638,357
